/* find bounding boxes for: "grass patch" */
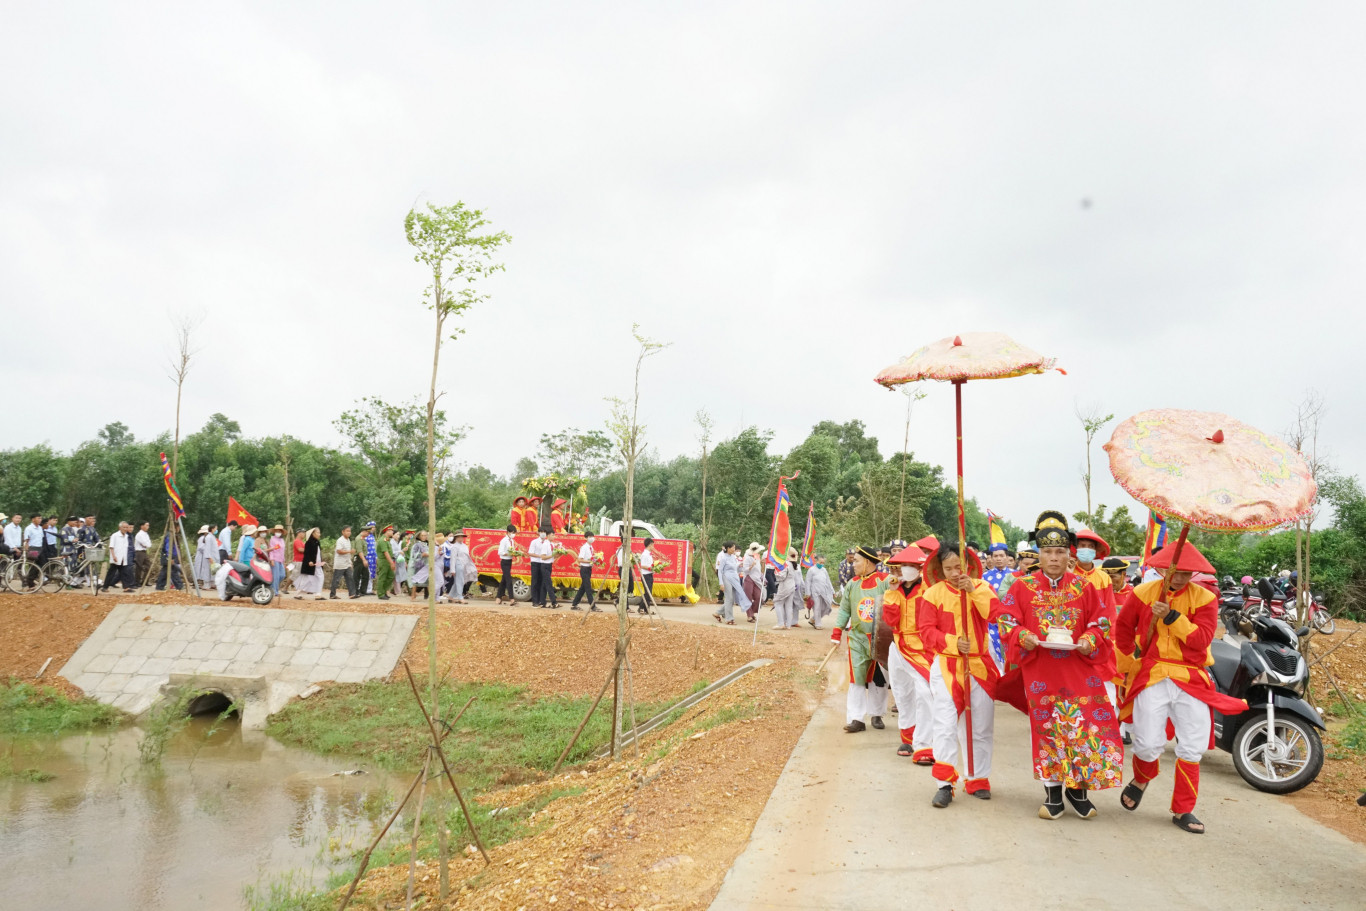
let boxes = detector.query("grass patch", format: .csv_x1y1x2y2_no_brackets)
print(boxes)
1339,715,1366,756
0,754,56,782
267,680,669,786
0,678,123,736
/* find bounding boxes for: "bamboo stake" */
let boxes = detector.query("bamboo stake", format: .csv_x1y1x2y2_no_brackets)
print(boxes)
337,766,426,911
402,662,489,864
814,642,839,675
405,752,432,910
625,651,640,761
553,659,619,775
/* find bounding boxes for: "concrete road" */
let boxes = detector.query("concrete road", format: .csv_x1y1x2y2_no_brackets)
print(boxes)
710,678,1366,911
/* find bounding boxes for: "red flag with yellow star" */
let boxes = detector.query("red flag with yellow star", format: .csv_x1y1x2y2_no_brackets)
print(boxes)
227,496,259,528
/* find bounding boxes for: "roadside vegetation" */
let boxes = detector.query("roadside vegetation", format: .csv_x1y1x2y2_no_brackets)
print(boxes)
0,678,124,736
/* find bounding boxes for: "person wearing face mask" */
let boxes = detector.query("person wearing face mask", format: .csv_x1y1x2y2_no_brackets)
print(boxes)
916,539,1001,807
1115,540,1247,835
829,545,891,733
981,543,1014,673
771,548,806,629
882,544,934,762
994,511,1123,822
1073,529,1123,716
804,553,835,629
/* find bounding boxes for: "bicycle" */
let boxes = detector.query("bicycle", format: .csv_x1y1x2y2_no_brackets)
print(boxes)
48,544,106,595
5,551,61,594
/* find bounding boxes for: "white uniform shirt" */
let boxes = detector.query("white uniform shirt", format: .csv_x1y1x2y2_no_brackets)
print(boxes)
4,522,23,549
639,548,654,573
528,537,554,564
334,535,353,569
498,535,516,560
109,531,131,565
578,542,596,566
134,529,151,552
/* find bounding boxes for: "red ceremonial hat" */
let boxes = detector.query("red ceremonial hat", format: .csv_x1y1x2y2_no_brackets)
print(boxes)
888,544,927,566
912,535,939,556
553,498,566,508
1146,540,1216,574
1075,529,1111,561
513,496,528,506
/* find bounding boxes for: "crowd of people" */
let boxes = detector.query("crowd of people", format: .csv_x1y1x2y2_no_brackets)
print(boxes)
825,509,1239,836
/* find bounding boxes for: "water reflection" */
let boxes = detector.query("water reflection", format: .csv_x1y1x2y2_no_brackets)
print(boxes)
0,717,401,911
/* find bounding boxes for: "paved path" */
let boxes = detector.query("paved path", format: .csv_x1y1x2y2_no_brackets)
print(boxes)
61,603,417,721
709,676,1366,911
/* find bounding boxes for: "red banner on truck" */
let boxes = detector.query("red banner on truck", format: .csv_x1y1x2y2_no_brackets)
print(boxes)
464,529,697,602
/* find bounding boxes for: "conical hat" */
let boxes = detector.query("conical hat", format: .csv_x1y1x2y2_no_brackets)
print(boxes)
1146,540,1215,574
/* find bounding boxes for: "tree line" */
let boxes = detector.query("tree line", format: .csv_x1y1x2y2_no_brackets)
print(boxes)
2,401,1363,616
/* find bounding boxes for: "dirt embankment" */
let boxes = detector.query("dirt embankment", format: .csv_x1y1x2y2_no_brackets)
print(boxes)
1290,622,1366,845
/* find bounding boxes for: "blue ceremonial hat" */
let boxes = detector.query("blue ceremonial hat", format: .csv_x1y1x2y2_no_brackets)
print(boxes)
988,543,1009,554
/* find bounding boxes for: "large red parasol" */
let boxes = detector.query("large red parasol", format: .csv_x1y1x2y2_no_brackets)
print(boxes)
876,332,1059,778
1104,408,1317,632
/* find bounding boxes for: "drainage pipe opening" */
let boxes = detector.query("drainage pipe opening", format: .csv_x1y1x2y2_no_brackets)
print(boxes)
186,691,236,717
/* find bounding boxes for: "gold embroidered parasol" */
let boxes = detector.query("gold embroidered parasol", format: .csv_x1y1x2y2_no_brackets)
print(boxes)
1104,408,1316,631
876,332,1060,778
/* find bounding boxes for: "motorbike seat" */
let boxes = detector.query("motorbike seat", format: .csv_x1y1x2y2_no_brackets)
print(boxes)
1257,578,1276,602
228,560,252,575
1210,638,1241,691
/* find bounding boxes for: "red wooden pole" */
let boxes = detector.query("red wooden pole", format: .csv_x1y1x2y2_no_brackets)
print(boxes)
954,379,974,780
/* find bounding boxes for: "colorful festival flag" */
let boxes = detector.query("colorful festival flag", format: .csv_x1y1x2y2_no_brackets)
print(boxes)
159,452,185,519
227,496,259,528
766,471,799,570
1141,510,1167,568
985,510,1006,548
799,501,816,568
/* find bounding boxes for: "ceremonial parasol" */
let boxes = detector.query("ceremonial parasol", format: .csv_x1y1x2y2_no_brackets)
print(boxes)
875,332,1058,779
1104,408,1317,630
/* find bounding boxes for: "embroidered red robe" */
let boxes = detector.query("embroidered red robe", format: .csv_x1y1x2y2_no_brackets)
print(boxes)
994,571,1124,789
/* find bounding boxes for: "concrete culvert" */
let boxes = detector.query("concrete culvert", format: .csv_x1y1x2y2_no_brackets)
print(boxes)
186,690,236,717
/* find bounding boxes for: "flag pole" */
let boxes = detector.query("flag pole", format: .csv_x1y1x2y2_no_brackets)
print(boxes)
178,515,202,599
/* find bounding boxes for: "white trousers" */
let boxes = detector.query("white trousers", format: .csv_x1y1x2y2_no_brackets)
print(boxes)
929,661,994,779
1131,678,1210,764
846,674,890,723
888,648,935,750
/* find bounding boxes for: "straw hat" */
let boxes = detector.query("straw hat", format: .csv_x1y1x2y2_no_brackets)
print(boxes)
241,524,258,536
272,524,284,533
196,525,210,535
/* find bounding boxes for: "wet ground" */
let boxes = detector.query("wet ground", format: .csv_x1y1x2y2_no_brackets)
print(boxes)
0,715,401,911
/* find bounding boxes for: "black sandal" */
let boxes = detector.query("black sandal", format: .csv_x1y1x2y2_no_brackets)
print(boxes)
896,743,913,757
1172,813,1205,834
1120,782,1145,812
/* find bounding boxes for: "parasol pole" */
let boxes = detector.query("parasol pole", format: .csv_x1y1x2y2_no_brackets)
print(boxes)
954,379,975,779
1146,524,1190,643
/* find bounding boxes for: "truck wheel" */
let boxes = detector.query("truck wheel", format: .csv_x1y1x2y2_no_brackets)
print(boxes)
511,578,531,601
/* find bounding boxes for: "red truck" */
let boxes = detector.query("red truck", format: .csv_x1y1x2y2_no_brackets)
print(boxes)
465,525,698,605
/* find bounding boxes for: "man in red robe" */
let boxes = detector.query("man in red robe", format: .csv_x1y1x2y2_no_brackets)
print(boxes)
1115,540,1248,834
550,498,568,533
917,540,1000,807
509,496,528,532
995,511,1124,821
524,497,543,532
881,543,933,762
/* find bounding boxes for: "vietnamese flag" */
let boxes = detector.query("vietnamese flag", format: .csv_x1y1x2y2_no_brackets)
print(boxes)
227,496,259,527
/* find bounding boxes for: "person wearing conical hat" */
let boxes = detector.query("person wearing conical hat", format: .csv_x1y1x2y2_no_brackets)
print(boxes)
829,545,892,733
881,544,935,763
1115,540,1248,834
916,539,1001,807
994,511,1124,821
509,496,529,533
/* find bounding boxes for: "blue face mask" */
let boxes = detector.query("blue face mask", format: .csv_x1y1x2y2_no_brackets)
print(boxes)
1076,548,1096,564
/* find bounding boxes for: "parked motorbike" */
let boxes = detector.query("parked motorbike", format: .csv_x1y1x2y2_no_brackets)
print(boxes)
1210,612,1325,793
1245,578,1335,634
221,554,275,605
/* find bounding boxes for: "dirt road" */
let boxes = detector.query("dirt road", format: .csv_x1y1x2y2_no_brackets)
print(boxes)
709,676,1366,911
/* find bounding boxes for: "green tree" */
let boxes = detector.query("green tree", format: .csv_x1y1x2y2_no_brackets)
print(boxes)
535,428,614,478
1071,504,1146,555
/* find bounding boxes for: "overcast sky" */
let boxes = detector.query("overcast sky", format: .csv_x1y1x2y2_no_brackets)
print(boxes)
3,2,1360,530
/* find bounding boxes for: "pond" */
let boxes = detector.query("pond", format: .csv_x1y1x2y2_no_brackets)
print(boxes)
0,715,403,910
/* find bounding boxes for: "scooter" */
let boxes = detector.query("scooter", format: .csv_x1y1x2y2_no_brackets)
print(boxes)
1210,612,1325,794
1245,578,1335,634
221,553,275,605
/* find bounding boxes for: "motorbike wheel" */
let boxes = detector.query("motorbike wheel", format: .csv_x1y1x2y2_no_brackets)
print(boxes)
1231,714,1324,794
1312,611,1336,635
250,584,274,606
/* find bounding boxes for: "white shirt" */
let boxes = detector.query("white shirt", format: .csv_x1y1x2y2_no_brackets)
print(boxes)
134,530,151,551
334,535,353,569
5,522,24,548
109,530,131,564
578,542,596,565
528,537,554,564
24,523,43,547
498,535,516,560
639,548,654,572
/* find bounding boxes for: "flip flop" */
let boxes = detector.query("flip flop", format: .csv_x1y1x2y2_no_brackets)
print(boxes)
896,743,914,757
1172,813,1205,834
1120,782,1145,812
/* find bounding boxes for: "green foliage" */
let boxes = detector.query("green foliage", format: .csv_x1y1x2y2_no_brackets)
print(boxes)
266,680,669,781
0,679,124,735
0,755,56,782
138,682,231,768
1070,504,1147,555
1340,714,1366,755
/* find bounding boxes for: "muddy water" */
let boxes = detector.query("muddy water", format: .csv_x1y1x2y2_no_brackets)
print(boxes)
0,717,404,911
